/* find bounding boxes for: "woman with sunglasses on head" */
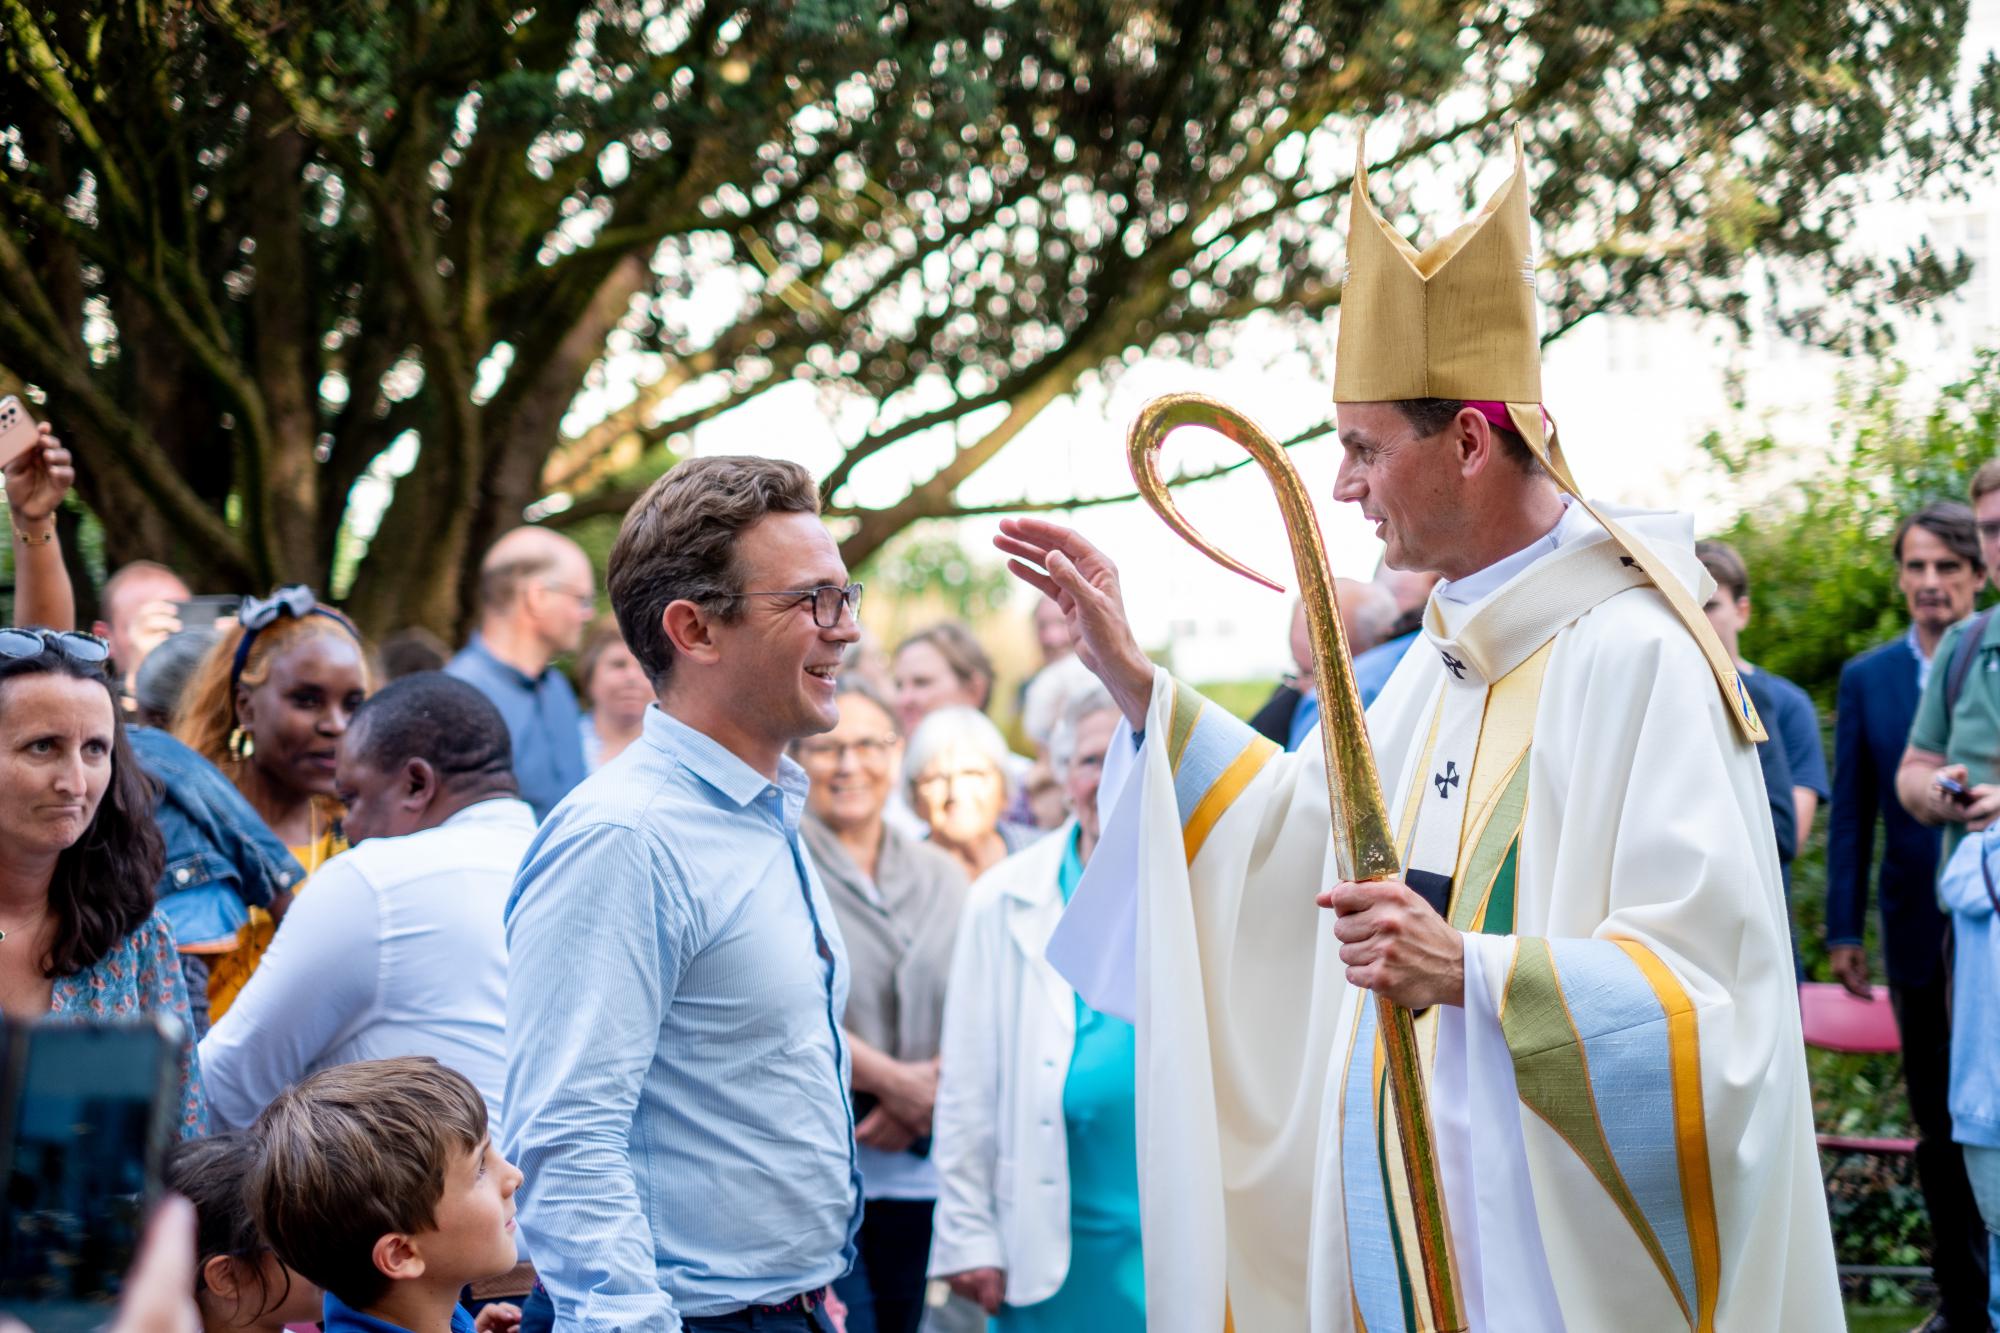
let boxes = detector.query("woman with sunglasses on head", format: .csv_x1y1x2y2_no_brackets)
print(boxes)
793,677,970,1333
0,628,207,1135
173,587,372,1019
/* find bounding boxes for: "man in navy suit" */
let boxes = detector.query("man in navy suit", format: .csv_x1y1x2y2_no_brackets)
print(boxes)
1828,500,1988,1332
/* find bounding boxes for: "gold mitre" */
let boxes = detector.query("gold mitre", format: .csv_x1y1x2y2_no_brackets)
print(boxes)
1332,127,1766,742
1334,133,1539,408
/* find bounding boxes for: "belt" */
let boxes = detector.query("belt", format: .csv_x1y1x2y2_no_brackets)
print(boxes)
745,1287,829,1314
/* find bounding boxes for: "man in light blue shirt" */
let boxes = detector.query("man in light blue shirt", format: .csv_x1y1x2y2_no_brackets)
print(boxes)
504,456,866,1333
445,527,595,820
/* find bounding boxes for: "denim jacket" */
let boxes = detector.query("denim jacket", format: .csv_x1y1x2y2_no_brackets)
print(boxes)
128,727,304,951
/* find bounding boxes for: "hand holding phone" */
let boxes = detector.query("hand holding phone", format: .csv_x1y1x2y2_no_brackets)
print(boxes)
1937,774,1974,805
0,401,74,530
0,1017,184,1327
0,398,40,475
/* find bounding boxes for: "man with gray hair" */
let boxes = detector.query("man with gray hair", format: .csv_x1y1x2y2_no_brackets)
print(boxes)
445,526,596,820
1250,580,1397,750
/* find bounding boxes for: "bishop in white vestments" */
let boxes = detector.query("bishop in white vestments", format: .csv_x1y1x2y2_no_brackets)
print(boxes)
992,131,1842,1332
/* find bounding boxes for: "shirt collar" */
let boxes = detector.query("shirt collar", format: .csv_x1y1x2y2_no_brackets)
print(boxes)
644,705,810,820
465,633,548,689
1436,495,1588,608
439,795,538,832
323,1292,474,1333
1905,623,1931,689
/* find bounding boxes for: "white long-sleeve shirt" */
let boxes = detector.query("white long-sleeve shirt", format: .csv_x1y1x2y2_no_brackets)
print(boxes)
198,797,533,1133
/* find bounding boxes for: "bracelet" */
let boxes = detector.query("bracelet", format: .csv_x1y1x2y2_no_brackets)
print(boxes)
11,524,53,547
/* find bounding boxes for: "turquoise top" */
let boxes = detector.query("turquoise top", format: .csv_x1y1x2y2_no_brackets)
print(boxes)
1001,827,1145,1330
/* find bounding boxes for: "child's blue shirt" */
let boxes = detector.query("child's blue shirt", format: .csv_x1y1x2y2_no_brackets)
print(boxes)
322,1292,476,1333
1941,825,2000,1148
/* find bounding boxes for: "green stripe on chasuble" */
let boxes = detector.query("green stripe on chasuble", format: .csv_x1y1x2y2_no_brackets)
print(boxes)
1500,938,1686,1312
1448,758,1530,933
1374,1074,1420,1332
1166,681,1203,773
1475,838,1519,935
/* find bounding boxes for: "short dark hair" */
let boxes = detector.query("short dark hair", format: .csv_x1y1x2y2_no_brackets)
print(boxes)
0,646,163,977
1392,399,1543,475
347,673,515,794
1893,500,1983,570
1695,538,1749,602
1973,457,2000,508
608,455,822,686
377,627,451,681
167,1133,295,1316
249,1057,488,1308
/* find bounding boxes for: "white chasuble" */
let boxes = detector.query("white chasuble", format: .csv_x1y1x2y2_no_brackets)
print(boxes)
1048,505,1840,1332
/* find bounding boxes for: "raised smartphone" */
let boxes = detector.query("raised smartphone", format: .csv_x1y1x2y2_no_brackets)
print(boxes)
0,1015,184,1328
0,396,41,473
171,594,242,631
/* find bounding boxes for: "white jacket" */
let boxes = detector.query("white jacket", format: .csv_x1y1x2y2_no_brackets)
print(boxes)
927,822,1077,1306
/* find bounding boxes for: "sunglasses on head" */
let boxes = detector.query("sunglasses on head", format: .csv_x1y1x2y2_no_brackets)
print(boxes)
0,628,111,666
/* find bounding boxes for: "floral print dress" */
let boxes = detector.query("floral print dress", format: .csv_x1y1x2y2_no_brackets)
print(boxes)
45,907,209,1138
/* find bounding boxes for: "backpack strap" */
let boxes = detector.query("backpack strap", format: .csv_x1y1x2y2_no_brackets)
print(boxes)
1945,606,1997,719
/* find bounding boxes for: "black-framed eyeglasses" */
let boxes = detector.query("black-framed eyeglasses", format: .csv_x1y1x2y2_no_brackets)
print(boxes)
0,628,110,665
720,582,863,629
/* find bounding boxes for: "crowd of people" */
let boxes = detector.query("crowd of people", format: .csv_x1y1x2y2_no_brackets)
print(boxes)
3,397,1999,1333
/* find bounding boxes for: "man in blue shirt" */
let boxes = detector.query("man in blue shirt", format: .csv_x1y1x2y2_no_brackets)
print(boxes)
504,455,864,1333
1826,501,1989,1332
1349,567,1438,706
445,527,595,820
1696,541,1832,876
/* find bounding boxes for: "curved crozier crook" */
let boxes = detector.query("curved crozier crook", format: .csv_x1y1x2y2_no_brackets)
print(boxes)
1124,393,1288,594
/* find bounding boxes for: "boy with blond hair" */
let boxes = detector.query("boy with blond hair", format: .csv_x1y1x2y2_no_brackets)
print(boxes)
249,1057,524,1333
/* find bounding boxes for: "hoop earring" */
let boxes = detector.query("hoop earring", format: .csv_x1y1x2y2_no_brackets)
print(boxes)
228,727,254,761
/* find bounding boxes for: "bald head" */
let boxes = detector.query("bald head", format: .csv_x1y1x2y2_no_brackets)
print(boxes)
1375,568,1440,618
1291,580,1397,678
478,526,595,657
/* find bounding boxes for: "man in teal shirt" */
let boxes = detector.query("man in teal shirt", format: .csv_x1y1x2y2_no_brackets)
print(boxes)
1899,455,2000,1331
1900,458,2000,865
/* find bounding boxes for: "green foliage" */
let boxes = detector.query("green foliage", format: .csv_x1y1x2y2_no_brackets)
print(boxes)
7,1,1999,632
1188,678,1279,723
1703,355,2000,708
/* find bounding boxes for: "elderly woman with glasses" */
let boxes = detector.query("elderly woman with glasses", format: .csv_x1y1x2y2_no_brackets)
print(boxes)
794,677,969,1333
930,681,1143,1330
0,628,206,1135
173,587,372,1019
905,707,1039,884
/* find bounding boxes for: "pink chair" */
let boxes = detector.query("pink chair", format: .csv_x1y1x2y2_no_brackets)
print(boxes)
1799,981,1919,1156
1800,981,1928,1286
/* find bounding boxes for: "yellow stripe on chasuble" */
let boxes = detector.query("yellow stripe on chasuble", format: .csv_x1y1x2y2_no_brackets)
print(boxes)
1183,738,1277,864
1614,939,1722,1333
1445,640,1553,932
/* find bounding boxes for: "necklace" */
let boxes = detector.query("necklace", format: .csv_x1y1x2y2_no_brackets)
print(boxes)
0,903,48,944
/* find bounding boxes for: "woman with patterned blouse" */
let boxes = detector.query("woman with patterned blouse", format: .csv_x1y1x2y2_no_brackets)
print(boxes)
0,627,206,1136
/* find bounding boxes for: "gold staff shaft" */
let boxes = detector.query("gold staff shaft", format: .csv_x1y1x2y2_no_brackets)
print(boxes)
1126,392,1464,1332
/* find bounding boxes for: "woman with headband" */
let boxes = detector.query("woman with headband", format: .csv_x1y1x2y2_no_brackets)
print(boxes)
173,587,372,1019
